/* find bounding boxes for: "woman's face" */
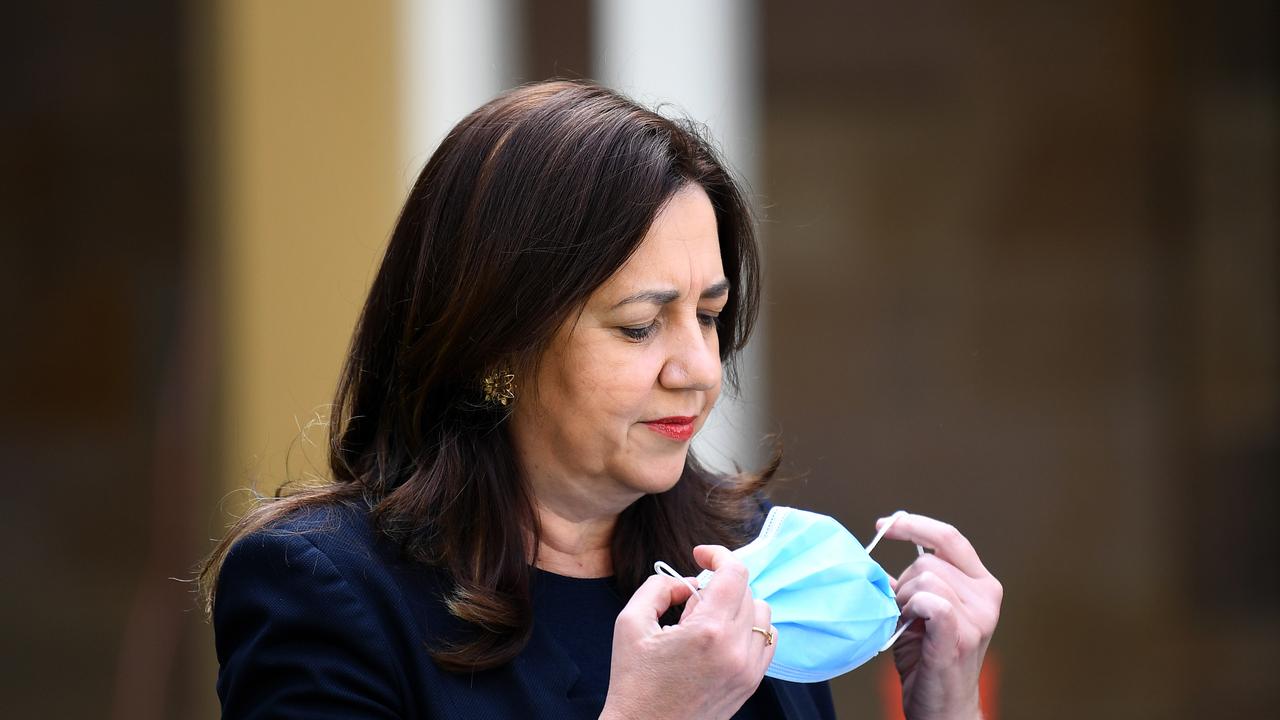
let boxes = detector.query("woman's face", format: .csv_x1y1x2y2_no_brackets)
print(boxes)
510,184,727,517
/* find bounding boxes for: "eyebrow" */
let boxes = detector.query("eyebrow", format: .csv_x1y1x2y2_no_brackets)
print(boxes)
612,278,731,309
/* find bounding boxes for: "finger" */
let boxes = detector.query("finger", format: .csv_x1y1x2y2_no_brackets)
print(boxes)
692,544,750,620
679,577,702,622
748,602,776,679
899,590,961,647
875,513,988,578
900,590,988,663
737,574,756,627
620,573,696,628
751,599,776,670
899,555,1005,643
896,554,986,608
682,576,702,611
895,567,966,617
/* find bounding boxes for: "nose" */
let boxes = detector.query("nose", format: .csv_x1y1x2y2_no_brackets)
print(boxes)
658,317,722,391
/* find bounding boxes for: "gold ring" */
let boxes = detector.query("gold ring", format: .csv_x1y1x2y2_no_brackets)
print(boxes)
751,626,776,646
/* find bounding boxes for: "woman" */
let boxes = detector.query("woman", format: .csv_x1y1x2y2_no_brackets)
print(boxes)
203,80,1002,719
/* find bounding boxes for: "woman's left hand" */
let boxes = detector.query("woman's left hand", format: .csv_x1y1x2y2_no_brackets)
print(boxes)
876,512,1003,720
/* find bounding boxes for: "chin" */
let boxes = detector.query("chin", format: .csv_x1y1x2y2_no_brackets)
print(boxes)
629,459,687,495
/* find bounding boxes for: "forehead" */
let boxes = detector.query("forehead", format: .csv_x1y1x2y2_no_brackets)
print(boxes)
599,185,724,296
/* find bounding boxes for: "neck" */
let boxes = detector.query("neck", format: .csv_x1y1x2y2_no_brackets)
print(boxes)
516,440,642,578
525,467,641,577
533,498,618,578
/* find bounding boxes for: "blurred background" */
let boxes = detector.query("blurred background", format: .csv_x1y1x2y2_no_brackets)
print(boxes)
2,1,1275,717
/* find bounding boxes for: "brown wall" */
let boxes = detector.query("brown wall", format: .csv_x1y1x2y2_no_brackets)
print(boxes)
761,1,1277,717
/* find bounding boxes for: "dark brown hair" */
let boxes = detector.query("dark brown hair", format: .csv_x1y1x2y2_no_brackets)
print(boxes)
199,79,776,671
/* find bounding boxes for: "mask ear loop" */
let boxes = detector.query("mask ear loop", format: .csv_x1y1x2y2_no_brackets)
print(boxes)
653,560,702,601
863,510,922,555
864,510,925,652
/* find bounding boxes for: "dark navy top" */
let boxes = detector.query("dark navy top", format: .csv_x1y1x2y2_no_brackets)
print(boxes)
214,501,836,719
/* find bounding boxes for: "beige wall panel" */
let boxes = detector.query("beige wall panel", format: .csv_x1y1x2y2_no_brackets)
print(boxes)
218,0,402,494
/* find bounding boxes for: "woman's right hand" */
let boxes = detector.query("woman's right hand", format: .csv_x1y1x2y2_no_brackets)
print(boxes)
601,545,775,720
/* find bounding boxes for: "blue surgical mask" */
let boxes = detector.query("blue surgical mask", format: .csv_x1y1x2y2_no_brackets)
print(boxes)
656,507,920,683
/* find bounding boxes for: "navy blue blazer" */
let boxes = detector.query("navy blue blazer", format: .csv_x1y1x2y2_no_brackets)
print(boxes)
214,502,837,719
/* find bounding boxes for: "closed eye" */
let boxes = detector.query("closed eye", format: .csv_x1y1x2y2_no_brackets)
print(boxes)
620,321,657,341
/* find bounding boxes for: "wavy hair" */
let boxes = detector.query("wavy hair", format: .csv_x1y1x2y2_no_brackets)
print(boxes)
199,80,776,671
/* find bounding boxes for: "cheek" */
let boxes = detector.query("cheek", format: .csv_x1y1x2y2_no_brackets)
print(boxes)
556,342,656,422
570,345,670,422
599,361,661,422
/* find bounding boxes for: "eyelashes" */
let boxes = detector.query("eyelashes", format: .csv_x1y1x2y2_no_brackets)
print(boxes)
620,323,657,341
621,313,719,342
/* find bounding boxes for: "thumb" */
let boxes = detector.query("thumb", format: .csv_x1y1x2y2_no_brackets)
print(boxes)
692,544,731,572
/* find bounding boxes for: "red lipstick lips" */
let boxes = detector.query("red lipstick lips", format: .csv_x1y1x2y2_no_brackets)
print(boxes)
642,416,696,442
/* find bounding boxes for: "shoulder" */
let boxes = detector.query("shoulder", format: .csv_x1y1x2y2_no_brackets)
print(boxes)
218,501,385,585
213,501,426,718
214,499,441,637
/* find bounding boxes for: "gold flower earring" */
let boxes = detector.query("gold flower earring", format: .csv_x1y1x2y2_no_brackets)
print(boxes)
482,368,516,407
